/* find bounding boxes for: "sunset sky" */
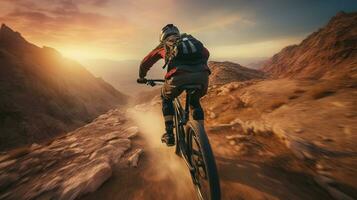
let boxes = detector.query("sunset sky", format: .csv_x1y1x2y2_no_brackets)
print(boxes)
0,0,356,63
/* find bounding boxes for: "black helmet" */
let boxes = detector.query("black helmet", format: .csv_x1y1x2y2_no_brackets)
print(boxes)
160,24,180,42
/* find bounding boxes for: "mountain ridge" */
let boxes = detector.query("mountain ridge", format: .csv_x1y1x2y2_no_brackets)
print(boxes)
262,11,357,79
208,61,265,85
0,24,127,150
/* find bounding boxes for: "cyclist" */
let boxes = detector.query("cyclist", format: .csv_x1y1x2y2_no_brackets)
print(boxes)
137,24,210,146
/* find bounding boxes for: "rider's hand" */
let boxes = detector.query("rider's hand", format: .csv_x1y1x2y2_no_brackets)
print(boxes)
137,77,147,84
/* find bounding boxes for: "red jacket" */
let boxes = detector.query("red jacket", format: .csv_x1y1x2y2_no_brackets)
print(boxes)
139,44,210,79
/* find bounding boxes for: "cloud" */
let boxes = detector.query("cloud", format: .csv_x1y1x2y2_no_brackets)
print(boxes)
1,0,356,61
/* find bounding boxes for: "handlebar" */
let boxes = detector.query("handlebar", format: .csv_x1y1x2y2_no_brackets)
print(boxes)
137,78,165,87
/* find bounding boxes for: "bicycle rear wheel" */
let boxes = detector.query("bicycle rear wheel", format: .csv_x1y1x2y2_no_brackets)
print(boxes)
186,121,221,200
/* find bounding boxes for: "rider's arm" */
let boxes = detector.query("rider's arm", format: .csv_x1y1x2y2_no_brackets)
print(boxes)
139,44,165,78
202,46,211,73
202,46,210,60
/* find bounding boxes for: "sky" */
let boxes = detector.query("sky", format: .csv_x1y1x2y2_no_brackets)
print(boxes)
0,0,356,63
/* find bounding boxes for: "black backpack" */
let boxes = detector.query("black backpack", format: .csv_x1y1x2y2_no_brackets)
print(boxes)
163,34,206,69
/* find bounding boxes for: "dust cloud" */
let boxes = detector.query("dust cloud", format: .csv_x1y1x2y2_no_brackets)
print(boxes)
127,105,196,200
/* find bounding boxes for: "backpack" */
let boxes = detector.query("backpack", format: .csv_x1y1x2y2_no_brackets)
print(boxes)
163,33,206,70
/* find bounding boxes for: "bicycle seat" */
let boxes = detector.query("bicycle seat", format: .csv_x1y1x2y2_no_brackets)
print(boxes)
181,84,202,90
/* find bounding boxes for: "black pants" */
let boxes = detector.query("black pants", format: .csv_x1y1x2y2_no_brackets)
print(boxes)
161,71,209,130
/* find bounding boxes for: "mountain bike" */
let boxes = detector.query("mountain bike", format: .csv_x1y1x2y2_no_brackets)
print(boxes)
138,79,221,200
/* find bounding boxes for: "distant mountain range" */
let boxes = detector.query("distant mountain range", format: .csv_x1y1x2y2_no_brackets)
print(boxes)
0,24,127,150
208,61,265,85
262,11,357,80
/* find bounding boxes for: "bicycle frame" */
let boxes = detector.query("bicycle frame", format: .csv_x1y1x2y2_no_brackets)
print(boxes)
173,90,197,173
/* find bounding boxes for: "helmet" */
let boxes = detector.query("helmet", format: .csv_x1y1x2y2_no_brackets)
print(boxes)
160,24,180,42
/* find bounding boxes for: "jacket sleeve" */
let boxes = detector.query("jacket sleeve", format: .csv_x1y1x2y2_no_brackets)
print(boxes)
139,44,165,78
202,46,211,74
202,46,210,61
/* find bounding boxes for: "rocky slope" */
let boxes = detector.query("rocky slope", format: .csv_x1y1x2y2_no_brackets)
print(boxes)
0,24,127,150
208,61,265,85
262,11,357,80
201,78,356,199
0,108,142,200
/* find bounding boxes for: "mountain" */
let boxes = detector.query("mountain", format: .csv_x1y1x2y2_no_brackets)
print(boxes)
246,59,268,70
262,11,357,79
208,61,265,85
0,24,127,150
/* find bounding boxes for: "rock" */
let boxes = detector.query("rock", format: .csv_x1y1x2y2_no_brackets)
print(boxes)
294,128,304,133
0,155,10,163
108,139,131,148
314,175,354,200
225,134,249,140
226,135,237,140
91,141,130,165
110,140,131,165
30,143,42,151
93,145,116,157
315,163,325,170
59,161,112,200
65,136,77,143
229,140,236,146
302,151,316,160
317,170,332,176
207,124,231,131
123,126,139,139
62,148,84,158
100,131,120,141
344,112,355,118
234,145,243,152
343,127,351,135
331,101,344,107
128,149,144,167
69,143,79,148
0,173,19,189
44,160,58,169
19,158,41,171
58,163,78,173
0,159,16,170
218,87,231,96
230,118,243,126
209,112,217,119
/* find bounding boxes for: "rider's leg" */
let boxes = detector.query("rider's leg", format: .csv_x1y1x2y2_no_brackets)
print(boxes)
161,81,182,146
189,94,204,122
189,71,209,123
161,95,174,134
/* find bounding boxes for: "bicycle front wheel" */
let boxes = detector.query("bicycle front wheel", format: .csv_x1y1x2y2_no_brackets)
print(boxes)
186,120,221,200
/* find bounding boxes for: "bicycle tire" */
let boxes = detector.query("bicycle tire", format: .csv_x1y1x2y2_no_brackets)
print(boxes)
186,120,221,200
174,110,182,156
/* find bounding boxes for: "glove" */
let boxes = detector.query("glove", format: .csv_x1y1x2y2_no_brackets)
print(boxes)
137,78,147,84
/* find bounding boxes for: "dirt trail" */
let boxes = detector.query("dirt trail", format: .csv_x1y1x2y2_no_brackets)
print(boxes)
80,105,334,200
80,107,196,200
